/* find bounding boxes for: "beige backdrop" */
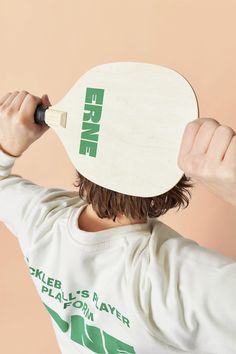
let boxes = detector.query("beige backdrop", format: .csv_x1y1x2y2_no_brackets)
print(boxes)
0,0,236,353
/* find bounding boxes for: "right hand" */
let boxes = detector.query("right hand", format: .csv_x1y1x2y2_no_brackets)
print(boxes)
177,117,236,207
0,91,52,157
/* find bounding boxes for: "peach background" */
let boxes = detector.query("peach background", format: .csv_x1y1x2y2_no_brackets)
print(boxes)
0,0,236,353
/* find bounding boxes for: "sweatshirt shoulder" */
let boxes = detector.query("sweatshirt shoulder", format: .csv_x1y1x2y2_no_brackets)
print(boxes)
149,219,234,268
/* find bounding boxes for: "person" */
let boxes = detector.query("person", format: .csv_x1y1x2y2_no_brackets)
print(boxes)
0,91,235,354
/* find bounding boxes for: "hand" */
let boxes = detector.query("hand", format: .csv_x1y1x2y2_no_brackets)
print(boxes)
0,90,52,158
177,117,236,207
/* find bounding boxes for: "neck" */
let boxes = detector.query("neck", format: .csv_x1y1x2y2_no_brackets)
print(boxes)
78,204,147,232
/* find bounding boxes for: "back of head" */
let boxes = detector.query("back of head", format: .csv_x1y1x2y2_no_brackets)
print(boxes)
73,171,195,223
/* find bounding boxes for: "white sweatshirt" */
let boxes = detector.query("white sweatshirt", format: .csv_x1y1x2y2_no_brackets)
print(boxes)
0,149,236,354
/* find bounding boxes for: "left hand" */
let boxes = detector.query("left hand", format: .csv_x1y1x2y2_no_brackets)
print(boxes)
0,90,51,158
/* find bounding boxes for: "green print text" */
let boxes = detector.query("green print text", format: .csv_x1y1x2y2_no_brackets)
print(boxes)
29,266,130,328
79,87,105,158
28,265,135,352
44,303,136,354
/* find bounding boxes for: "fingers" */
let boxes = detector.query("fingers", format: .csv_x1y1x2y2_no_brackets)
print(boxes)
206,125,235,161
177,116,236,182
0,91,50,131
178,118,220,157
19,93,42,120
0,91,20,109
178,121,200,157
0,92,12,106
177,117,220,171
0,91,33,112
190,120,219,155
193,117,220,125
10,91,29,111
223,135,236,166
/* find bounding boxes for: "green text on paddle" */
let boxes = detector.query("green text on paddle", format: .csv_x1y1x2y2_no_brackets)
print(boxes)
79,87,104,158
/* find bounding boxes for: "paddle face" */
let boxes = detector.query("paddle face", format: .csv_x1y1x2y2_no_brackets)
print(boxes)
45,62,199,197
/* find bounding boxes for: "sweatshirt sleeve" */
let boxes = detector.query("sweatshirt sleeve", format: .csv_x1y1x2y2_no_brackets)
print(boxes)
135,221,236,353
0,149,82,256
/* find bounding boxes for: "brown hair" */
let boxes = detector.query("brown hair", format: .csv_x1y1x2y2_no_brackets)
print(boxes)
73,171,195,222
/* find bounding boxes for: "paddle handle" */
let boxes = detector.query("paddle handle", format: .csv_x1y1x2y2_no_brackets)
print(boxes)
34,104,67,128
34,104,48,125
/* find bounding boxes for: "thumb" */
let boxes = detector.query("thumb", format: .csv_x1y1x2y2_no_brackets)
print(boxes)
41,94,52,107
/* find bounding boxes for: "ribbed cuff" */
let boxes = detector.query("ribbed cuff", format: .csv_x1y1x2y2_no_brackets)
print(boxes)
0,149,18,166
